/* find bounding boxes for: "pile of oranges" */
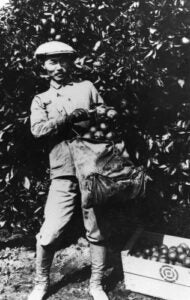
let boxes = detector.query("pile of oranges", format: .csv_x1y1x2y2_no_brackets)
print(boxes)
82,105,123,141
131,240,190,268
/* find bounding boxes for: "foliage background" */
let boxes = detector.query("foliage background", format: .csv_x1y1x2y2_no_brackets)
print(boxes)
0,0,190,234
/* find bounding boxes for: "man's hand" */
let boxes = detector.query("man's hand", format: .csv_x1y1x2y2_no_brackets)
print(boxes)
68,108,90,124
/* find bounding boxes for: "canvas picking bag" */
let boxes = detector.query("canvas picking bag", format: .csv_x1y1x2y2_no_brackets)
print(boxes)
68,137,147,208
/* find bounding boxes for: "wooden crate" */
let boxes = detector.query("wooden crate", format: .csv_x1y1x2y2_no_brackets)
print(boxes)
121,228,190,300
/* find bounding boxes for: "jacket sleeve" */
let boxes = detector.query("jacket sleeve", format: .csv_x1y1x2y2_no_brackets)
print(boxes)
90,82,104,106
30,96,68,138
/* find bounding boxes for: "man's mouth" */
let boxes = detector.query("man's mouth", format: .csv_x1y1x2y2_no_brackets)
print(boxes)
55,73,65,77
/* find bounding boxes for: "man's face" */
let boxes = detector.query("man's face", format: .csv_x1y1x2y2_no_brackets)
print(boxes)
43,55,72,83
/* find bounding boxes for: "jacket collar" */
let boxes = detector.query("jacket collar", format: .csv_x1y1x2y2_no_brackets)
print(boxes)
50,78,74,90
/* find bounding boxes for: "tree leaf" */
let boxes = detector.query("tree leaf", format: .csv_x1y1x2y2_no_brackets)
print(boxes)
23,177,30,190
178,79,185,88
93,41,101,51
144,49,154,59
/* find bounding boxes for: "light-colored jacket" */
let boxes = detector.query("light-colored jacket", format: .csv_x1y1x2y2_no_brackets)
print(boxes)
30,80,104,178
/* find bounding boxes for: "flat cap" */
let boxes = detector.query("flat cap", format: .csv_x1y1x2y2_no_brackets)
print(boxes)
34,41,76,58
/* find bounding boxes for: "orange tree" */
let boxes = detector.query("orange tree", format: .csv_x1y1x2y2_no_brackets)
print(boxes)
0,0,190,233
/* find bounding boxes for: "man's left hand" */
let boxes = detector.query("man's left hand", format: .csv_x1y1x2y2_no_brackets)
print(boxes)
68,108,90,124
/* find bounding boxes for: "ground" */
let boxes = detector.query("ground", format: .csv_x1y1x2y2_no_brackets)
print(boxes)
1,202,190,300
0,230,159,300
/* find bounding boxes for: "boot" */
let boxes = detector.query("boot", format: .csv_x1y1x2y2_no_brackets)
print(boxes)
89,243,109,300
28,242,54,300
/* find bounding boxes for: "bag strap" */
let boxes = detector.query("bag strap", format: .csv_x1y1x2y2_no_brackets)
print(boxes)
71,127,81,137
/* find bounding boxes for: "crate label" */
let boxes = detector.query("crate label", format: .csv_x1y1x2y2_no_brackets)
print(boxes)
159,265,179,283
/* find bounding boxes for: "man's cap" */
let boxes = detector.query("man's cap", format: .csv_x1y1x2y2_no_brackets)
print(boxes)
34,41,76,58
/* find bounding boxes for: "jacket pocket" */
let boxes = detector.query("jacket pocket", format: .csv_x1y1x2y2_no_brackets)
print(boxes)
49,143,64,169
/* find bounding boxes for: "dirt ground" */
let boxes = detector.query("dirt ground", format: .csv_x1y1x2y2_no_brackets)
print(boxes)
3,200,189,300
1,190,190,299
0,230,159,300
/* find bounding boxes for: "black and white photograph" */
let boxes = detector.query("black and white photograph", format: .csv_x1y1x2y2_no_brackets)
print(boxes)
0,1,190,300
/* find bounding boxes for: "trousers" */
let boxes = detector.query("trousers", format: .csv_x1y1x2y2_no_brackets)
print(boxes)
37,176,109,246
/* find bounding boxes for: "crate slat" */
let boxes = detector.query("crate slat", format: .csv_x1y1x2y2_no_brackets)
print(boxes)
124,273,190,300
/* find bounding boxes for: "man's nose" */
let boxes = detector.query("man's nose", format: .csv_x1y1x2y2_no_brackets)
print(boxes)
56,63,67,72
56,62,63,70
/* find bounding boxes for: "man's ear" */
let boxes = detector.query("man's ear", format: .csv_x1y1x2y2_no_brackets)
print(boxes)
41,61,49,75
37,59,49,79
41,64,46,71
37,56,46,68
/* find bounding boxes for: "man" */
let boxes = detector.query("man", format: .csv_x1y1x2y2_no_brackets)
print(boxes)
28,41,109,300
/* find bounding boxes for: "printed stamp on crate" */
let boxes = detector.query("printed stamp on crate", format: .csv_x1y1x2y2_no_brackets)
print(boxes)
159,265,179,283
